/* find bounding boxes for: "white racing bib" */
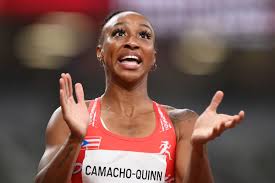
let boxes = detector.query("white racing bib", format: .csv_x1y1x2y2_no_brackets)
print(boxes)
82,150,167,183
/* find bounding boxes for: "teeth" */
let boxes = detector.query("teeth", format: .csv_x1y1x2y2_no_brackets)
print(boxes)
121,55,139,60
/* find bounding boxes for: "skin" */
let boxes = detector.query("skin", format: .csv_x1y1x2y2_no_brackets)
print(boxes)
35,11,245,183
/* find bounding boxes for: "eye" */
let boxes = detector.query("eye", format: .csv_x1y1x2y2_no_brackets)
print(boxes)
111,28,126,37
139,31,152,39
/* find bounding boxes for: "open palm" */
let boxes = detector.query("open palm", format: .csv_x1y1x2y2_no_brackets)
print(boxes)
191,91,245,145
59,73,90,140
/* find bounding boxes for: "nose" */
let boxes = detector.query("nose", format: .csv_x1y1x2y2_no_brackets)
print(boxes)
124,36,139,50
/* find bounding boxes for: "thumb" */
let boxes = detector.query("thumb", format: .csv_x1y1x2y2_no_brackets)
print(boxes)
207,91,224,112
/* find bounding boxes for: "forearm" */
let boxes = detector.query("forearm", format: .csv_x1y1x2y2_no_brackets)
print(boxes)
183,144,214,183
35,136,82,183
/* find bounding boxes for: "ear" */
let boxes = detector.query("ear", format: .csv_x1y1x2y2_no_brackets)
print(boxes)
96,45,103,60
153,49,157,64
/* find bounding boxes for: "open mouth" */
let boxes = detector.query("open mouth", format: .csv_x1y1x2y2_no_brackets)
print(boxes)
118,55,142,70
118,55,142,64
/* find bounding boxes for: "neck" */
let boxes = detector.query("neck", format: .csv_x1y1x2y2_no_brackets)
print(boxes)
101,76,152,116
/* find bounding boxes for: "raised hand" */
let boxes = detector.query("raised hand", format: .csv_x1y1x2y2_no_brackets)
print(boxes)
191,91,245,146
59,73,90,141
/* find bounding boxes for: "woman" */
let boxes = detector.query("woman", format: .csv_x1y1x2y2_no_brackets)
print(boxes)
35,11,244,183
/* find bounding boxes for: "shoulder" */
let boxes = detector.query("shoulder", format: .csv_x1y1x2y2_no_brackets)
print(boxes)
47,107,63,131
46,107,70,145
160,104,198,124
160,104,198,140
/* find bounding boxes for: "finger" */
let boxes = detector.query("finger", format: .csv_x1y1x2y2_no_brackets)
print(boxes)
231,113,244,125
207,91,224,112
214,122,226,138
59,89,67,113
226,113,243,127
218,122,227,132
61,73,69,99
215,115,235,133
75,83,85,103
239,110,245,120
220,113,243,125
212,126,221,137
59,78,68,109
59,77,64,90
221,115,237,128
64,73,70,97
66,73,73,97
59,77,67,99
209,127,220,140
224,120,235,129
234,114,242,123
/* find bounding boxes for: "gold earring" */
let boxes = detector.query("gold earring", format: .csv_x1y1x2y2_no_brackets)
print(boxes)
97,56,104,66
151,63,157,71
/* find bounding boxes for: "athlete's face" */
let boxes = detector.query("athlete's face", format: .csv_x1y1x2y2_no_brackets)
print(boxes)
97,12,156,84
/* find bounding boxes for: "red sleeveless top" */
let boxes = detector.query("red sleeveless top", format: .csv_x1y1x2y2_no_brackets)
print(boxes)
71,98,176,183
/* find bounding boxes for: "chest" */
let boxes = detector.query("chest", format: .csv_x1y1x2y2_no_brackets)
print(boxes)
101,110,156,138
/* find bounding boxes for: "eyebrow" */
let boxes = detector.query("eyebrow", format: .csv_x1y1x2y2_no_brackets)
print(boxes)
113,22,153,32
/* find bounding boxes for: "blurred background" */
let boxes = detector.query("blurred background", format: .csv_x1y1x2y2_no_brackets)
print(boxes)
0,0,274,182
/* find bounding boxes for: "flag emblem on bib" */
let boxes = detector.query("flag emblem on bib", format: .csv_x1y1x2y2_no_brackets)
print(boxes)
81,136,102,150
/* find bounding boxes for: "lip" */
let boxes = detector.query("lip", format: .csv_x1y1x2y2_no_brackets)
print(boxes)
119,55,140,62
117,60,142,70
